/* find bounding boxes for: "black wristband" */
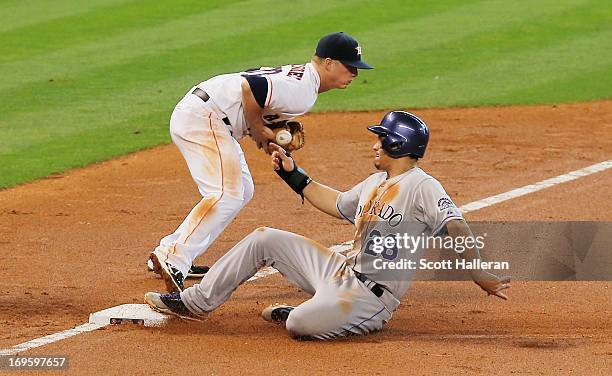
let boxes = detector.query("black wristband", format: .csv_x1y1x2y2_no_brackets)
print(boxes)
275,161,312,199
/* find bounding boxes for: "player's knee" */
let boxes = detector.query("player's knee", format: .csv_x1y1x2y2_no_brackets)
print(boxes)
253,226,269,234
245,227,292,259
252,226,283,237
249,227,274,243
257,226,282,236
199,191,224,203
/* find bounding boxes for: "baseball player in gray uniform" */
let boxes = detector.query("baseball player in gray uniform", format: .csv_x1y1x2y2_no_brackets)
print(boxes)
149,32,373,291
145,111,510,340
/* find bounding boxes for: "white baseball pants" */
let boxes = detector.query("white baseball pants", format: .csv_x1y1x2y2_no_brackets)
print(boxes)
155,92,254,277
181,227,400,340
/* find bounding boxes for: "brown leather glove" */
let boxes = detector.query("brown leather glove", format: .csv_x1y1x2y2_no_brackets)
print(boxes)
268,120,305,152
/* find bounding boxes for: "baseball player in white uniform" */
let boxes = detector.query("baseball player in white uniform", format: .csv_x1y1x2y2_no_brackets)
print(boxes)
149,32,373,292
145,111,511,340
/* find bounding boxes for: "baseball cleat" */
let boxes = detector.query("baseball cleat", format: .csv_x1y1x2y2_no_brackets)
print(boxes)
186,264,210,279
148,258,209,279
144,292,205,322
261,303,295,323
149,252,185,293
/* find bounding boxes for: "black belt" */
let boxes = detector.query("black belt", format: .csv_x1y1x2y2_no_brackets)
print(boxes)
354,271,385,298
191,88,231,126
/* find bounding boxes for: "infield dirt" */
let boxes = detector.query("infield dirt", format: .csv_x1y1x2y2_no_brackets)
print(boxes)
1,101,611,375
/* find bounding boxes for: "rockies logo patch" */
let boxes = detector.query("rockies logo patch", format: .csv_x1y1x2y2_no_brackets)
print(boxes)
437,197,455,211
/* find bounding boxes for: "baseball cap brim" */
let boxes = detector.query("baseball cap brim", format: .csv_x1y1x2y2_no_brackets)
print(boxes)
342,59,374,69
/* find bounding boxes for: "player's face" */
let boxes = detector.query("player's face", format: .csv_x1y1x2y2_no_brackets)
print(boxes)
328,60,358,89
372,137,390,170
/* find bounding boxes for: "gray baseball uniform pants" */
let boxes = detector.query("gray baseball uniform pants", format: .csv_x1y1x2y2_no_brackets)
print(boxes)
181,227,400,340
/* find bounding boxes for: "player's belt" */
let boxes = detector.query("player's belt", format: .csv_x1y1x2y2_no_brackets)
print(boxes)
191,88,231,126
353,271,385,298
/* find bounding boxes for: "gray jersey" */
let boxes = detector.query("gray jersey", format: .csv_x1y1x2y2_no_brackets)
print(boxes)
336,167,463,299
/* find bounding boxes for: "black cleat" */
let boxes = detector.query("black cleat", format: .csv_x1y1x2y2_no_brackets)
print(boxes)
144,292,206,321
187,264,210,279
149,252,185,293
261,303,295,323
148,258,209,279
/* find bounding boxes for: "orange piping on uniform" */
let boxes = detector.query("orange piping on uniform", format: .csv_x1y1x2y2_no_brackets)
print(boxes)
181,113,225,245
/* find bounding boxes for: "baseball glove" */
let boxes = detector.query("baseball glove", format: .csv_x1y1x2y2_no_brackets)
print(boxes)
268,120,305,151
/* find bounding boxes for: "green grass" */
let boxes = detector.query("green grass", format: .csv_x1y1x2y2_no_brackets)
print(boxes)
0,0,610,188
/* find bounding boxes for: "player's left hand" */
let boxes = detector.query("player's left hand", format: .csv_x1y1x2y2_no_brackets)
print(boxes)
269,143,295,171
471,270,511,300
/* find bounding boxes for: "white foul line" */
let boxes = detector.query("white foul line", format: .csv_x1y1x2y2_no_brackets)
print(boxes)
0,324,106,356
0,269,279,356
460,160,612,213
1,160,610,355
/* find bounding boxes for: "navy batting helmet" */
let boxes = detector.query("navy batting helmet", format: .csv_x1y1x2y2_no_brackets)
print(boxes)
367,111,429,158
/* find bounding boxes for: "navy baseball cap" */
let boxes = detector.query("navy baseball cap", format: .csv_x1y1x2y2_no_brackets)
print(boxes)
315,32,373,69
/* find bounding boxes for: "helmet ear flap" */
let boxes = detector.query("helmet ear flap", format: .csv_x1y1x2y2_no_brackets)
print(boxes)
381,132,408,157
386,139,404,152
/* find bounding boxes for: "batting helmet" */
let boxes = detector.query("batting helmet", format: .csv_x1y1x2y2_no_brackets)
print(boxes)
367,111,429,158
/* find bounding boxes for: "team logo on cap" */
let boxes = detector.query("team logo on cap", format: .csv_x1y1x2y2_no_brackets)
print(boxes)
355,46,362,55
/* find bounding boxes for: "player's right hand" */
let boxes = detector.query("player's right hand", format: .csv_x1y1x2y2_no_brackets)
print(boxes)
472,271,511,300
269,143,295,171
250,125,276,154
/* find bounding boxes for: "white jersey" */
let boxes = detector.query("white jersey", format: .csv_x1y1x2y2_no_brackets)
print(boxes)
198,63,320,140
336,167,463,300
